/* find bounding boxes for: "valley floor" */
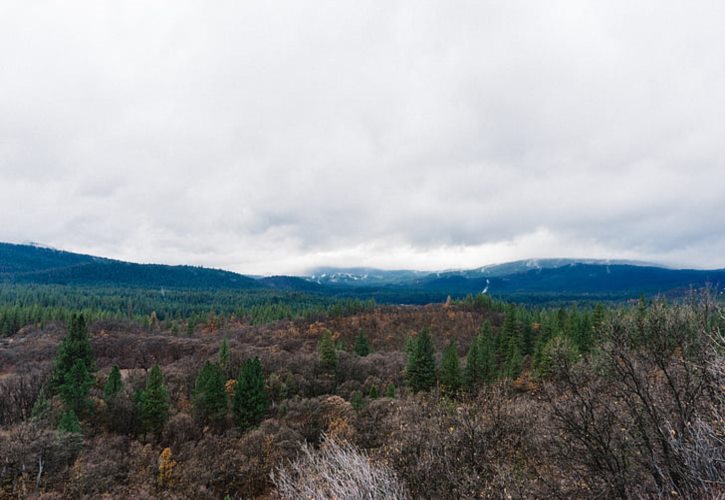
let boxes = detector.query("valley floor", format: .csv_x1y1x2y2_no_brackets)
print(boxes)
1,299,723,498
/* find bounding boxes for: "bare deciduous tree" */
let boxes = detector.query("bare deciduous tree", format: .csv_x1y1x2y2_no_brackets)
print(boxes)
271,434,408,500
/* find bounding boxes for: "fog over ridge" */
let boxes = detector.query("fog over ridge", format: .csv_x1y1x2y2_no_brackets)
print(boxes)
1,1,724,274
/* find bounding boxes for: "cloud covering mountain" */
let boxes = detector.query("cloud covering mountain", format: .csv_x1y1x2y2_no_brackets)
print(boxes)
1,1,724,274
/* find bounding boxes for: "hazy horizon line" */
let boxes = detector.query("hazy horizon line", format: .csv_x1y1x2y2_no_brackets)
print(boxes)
6,239,723,278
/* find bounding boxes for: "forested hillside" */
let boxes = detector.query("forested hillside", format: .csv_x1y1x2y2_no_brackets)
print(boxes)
3,243,724,304
0,284,375,337
0,243,262,290
416,263,725,301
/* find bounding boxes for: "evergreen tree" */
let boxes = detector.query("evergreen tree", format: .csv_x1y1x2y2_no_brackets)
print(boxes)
502,305,517,340
477,321,496,383
139,364,170,436
57,409,81,434
193,361,228,429
233,357,268,431
350,390,364,410
464,336,481,390
404,335,417,382
636,295,647,341
500,307,525,380
592,303,605,333
556,307,567,332
103,365,123,401
503,343,523,380
384,382,396,398
521,318,534,356
576,312,594,353
51,314,95,391
440,342,462,395
532,315,555,374
495,306,518,375
368,384,378,399
564,304,578,341
463,320,497,390
218,337,230,374
31,390,50,421
537,335,579,379
318,331,338,372
353,330,371,357
406,328,436,392
59,359,93,416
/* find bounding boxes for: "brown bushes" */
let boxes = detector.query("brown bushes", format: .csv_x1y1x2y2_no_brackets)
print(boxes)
0,421,83,495
379,386,545,499
543,298,724,498
1,299,722,499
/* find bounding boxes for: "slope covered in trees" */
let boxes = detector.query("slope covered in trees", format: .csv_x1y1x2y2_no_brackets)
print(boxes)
3,242,724,304
0,242,263,290
0,283,375,337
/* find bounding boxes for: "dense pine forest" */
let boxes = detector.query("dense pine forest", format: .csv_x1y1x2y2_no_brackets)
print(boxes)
1,286,723,498
0,284,377,337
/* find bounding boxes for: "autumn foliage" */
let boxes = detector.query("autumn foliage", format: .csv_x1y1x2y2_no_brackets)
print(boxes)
0,295,723,498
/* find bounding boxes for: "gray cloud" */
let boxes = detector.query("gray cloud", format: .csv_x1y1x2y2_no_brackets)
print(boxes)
1,1,724,274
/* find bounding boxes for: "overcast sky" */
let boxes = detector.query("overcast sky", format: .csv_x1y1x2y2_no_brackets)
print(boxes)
1,1,724,275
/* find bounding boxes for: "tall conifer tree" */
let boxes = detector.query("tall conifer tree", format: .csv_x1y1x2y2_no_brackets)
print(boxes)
354,330,371,357
406,328,436,392
139,364,169,436
103,365,123,401
51,314,95,391
478,320,496,383
193,361,228,429
440,342,462,395
218,338,230,374
318,331,338,372
233,357,268,431
57,409,81,434
59,359,93,415
464,337,481,390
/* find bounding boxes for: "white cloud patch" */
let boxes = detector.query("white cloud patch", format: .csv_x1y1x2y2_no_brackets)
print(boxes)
1,1,724,274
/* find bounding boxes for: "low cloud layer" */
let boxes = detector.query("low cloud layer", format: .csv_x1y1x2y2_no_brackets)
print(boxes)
1,1,724,274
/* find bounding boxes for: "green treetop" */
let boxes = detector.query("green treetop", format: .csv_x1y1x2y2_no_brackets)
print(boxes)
103,365,123,401
219,337,230,373
464,335,481,390
503,342,523,380
233,357,268,431
406,328,436,393
139,364,169,436
354,330,371,357
477,321,496,384
318,330,338,372
439,341,462,395
384,382,396,398
350,390,364,410
57,409,82,434
51,314,95,391
193,361,228,429
59,359,93,416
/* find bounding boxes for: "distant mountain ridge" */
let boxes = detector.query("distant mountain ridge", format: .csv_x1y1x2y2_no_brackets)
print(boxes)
1,242,722,303
0,242,263,289
306,259,668,285
414,263,725,298
303,259,724,301
308,266,428,286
